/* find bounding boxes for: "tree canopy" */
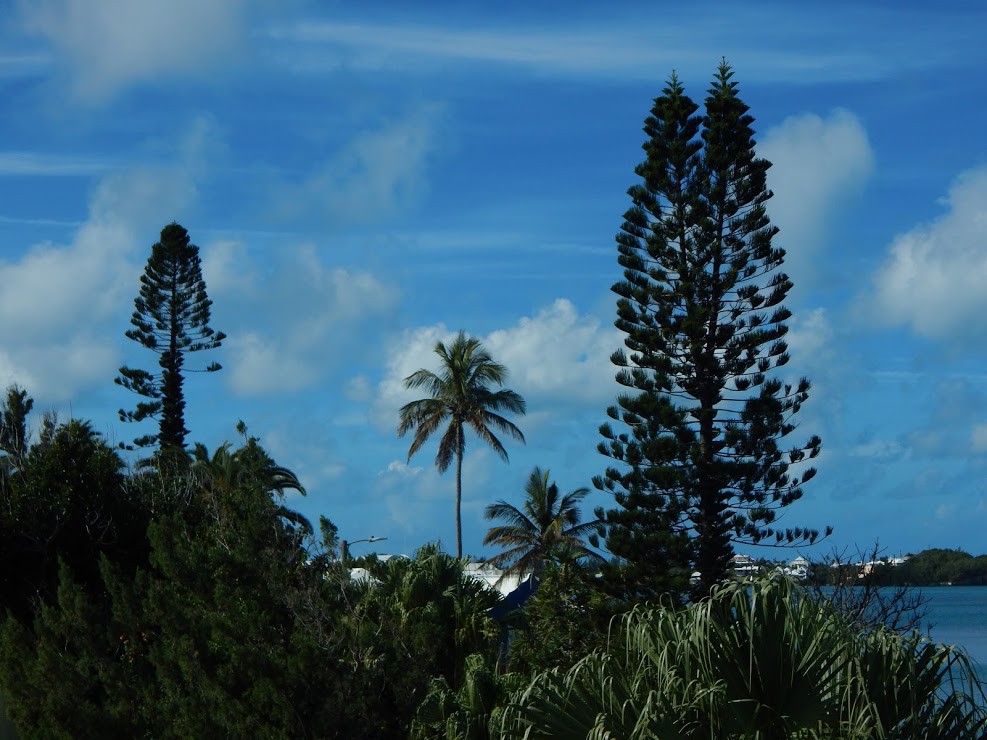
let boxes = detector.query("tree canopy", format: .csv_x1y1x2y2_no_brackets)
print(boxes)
116,222,225,451
483,466,602,580
596,63,827,600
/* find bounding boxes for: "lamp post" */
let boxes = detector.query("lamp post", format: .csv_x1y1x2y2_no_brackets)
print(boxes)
340,536,387,568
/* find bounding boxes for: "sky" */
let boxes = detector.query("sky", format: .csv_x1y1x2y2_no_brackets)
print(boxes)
1,0,986,560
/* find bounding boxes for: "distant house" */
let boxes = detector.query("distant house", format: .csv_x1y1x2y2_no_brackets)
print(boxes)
346,558,535,603
730,554,760,578
786,556,809,580
464,562,531,597
859,555,909,577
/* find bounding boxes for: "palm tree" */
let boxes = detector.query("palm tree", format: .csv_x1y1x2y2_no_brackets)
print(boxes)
190,436,311,535
398,332,526,558
483,467,603,580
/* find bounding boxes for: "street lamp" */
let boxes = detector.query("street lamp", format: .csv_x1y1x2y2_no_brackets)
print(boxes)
340,536,387,568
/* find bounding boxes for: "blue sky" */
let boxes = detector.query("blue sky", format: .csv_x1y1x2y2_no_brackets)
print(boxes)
1,0,986,560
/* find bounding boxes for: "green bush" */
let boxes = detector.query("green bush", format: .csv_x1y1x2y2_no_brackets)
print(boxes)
498,576,986,738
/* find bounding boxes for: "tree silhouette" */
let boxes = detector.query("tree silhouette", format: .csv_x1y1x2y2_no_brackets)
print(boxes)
483,467,602,580
597,64,827,601
397,332,525,558
116,222,225,451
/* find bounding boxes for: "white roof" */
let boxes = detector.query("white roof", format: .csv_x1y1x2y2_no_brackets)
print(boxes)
464,562,533,596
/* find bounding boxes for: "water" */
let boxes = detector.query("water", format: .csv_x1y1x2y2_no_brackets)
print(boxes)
922,586,987,677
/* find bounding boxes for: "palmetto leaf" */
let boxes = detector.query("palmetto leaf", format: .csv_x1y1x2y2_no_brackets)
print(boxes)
498,577,987,738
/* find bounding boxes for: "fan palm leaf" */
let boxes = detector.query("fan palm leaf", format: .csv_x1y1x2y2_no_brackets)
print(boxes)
497,577,987,738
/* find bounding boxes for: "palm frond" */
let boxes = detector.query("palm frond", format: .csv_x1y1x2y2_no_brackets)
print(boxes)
483,545,535,570
483,466,601,579
478,409,525,443
484,501,537,531
434,421,462,473
402,368,446,396
468,421,510,462
480,387,527,415
563,519,605,541
397,398,448,438
484,526,538,548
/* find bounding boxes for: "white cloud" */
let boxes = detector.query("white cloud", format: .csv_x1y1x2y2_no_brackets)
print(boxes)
22,0,253,102
0,352,38,395
872,166,987,339
0,118,211,340
0,222,130,340
761,110,874,289
778,307,833,373
483,299,621,405
0,120,210,402
345,375,373,402
0,151,113,176
199,239,252,296
224,332,319,395
259,424,347,498
268,11,963,84
379,460,423,478
376,448,494,537
216,245,399,396
849,439,906,461
373,298,620,430
278,105,443,225
374,323,456,430
971,424,987,454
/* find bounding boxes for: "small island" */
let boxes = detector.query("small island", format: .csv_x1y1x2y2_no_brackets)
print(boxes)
802,549,987,587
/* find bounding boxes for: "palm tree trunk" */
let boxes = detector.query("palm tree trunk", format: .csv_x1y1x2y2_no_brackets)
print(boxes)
455,447,463,558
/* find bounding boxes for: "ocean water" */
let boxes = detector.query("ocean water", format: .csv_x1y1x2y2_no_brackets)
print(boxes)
922,586,987,677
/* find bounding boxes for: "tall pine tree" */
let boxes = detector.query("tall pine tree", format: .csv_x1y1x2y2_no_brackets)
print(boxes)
116,223,225,450
596,64,828,600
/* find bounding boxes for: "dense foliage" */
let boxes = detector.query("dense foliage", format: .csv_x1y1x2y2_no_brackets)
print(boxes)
0,413,983,738
1,66,982,739
498,577,987,738
808,548,987,589
482,466,602,580
894,549,987,586
596,64,827,602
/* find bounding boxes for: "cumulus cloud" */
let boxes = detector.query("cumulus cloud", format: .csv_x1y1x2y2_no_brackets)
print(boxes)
373,323,456,429
483,299,621,404
784,308,833,373
277,105,443,226
22,0,253,102
973,424,987,454
372,298,620,430
872,166,987,339
213,244,399,396
379,460,423,478
0,121,209,401
761,109,874,289
848,439,906,461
